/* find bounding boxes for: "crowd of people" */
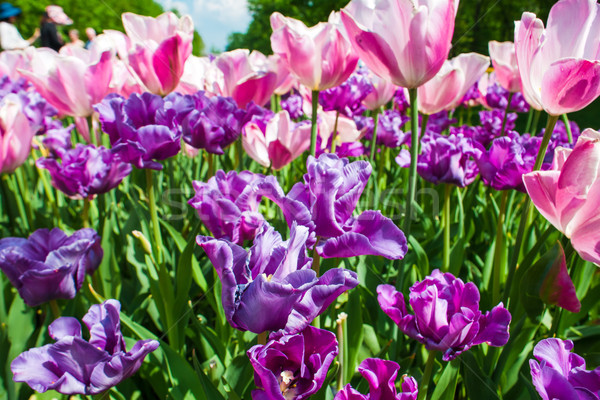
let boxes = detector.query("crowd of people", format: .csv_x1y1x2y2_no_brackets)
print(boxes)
0,2,96,51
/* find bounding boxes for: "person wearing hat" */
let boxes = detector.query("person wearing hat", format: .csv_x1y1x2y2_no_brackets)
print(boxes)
40,5,72,51
0,2,40,50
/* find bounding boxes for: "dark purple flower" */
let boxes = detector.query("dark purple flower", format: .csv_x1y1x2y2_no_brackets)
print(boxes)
11,299,159,395
95,93,183,169
396,132,482,187
377,269,511,361
394,89,410,114
0,228,102,306
479,109,517,139
362,110,410,148
485,83,530,113
319,71,373,118
529,338,600,400
476,132,541,192
426,111,457,134
41,122,74,155
281,93,304,119
247,326,338,400
334,358,418,400
181,91,247,154
198,223,358,334
460,82,481,107
0,75,30,96
37,144,131,199
314,134,366,158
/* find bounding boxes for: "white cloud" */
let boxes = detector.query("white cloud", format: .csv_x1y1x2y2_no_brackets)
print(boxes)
160,0,191,15
192,0,251,24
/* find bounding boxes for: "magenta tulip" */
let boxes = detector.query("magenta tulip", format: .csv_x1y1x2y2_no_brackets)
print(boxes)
362,69,397,110
341,0,459,89
0,94,36,174
514,0,600,115
523,128,600,265
214,49,278,108
488,41,521,93
122,11,194,96
418,53,490,115
270,12,358,91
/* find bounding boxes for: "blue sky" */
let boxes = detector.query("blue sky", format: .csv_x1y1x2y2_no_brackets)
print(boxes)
157,0,252,52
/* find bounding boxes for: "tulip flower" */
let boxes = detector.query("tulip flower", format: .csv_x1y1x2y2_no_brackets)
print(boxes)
363,110,410,148
12,300,159,395
363,70,397,111
270,12,358,91
0,49,31,81
418,53,490,115
319,70,373,117
514,0,600,115
247,326,338,400
198,223,358,334
378,270,511,361
122,11,194,96
214,49,278,108
0,94,36,174
488,41,521,93
335,358,418,400
529,338,600,400
281,93,303,119
0,228,102,306
242,110,311,170
523,128,600,265
341,0,459,89
176,55,225,96
37,144,132,199
287,154,407,259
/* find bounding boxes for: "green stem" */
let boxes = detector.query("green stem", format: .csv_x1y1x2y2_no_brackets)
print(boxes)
417,350,437,400
524,108,534,134
310,90,319,157
49,300,61,319
257,331,267,346
15,169,33,229
492,191,509,306
531,109,541,135
403,88,420,237
237,137,244,170
561,114,573,144
443,184,452,272
533,115,559,172
336,312,348,391
207,152,215,178
146,169,164,263
330,111,340,153
369,109,380,162
6,174,30,231
500,92,513,136
82,199,90,228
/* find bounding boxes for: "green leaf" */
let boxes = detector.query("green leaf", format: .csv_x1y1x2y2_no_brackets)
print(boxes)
192,350,226,400
431,358,460,400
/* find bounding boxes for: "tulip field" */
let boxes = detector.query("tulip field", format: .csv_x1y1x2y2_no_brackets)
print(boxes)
2,0,600,399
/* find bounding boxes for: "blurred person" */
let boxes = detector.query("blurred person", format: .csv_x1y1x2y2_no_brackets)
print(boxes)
66,29,84,48
84,27,96,49
0,2,39,50
40,5,72,51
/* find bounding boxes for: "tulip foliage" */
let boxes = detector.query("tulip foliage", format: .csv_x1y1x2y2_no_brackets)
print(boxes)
2,1,600,400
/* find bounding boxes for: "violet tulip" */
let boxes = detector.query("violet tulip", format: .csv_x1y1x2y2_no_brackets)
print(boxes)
242,110,311,170
287,154,407,259
270,12,358,91
341,0,459,89
198,223,358,334
377,270,511,361
488,41,521,93
122,11,194,95
37,144,132,199
529,338,600,400
0,94,36,174
418,53,490,115
523,128,600,265
335,358,418,400
247,326,338,400
514,0,600,115
12,299,159,395
319,70,373,117
0,228,102,306
215,49,278,108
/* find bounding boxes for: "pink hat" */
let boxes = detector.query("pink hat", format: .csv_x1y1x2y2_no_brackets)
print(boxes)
45,5,73,25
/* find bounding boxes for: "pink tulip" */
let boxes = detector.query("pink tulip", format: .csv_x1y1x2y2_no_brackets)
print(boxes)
214,49,278,107
341,0,459,89
270,12,358,91
242,110,310,170
122,11,194,96
90,30,132,61
362,69,396,110
523,128,600,265
176,55,224,96
418,53,490,115
488,41,521,93
318,110,363,150
0,95,36,174
269,54,298,95
0,50,31,80
514,0,600,115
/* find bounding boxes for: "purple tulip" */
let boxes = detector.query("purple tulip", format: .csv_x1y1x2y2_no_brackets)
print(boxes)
319,70,373,118
181,91,247,154
37,144,131,199
460,82,481,107
362,110,410,148
247,326,338,400
0,228,102,307
540,119,581,163
95,92,184,169
476,132,541,192
287,154,407,259
41,122,74,155
394,89,410,114
479,109,517,139
396,132,482,187
530,338,600,400
485,83,530,113
426,111,457,134
335,358,418,400
377,270,511,361
280,93,304,119
11,299,159,395
198,223,358,334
